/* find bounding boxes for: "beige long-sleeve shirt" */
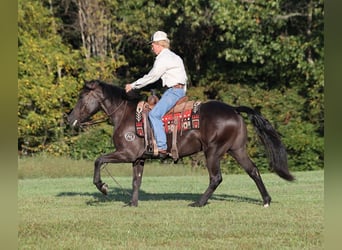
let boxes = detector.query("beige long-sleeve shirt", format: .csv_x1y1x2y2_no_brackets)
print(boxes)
131,48,187,91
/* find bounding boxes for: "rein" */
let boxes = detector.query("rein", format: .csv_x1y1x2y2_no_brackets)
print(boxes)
98,92,128,127
100,98,126,118
102,164,132,197
80,116,108,127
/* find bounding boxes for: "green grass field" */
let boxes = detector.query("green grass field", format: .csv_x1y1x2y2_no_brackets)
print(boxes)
18,157,323,249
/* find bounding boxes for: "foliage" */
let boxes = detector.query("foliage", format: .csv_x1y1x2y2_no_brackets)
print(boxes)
18,0,81,153
18,0,324,172
18,0,126,154
67,124,114,160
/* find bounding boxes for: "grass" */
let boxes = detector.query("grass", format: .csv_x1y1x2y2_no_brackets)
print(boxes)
18,155,210,179
18,157,324,249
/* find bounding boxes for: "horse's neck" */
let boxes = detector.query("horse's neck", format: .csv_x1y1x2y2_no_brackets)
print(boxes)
103,99,129,126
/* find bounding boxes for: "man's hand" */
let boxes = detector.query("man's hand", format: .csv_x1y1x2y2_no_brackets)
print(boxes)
125,83,133,93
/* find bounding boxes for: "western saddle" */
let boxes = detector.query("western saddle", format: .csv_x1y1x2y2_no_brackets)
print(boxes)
135,94,201,161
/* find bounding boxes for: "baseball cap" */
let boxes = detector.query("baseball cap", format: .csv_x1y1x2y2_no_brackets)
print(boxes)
150,31,170,43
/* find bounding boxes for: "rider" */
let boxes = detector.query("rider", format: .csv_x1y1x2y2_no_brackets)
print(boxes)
125,31,188,158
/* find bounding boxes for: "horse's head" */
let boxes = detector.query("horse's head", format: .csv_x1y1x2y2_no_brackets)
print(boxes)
67,80,105,127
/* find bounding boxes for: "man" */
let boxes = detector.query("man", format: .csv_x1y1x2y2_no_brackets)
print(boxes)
125,31,188,158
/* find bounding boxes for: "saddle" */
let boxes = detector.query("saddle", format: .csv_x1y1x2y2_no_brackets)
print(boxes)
135,95,201,160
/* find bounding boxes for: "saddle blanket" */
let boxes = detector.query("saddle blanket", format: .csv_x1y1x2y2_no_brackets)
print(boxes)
135,101,201,137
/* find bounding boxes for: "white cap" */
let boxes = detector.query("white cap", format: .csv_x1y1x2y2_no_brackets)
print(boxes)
150,31,170,43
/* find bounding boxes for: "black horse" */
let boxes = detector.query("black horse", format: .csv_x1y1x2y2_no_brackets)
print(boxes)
67,80,294,207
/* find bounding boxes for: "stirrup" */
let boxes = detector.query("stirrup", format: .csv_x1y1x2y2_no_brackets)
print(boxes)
158,150,168,160
143,150,156,157
143,149,169,159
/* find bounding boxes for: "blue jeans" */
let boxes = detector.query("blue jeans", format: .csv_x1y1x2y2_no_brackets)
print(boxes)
149,87,185,150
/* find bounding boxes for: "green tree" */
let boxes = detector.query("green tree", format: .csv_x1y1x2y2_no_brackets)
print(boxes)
18,0,81,153
18,0,126,154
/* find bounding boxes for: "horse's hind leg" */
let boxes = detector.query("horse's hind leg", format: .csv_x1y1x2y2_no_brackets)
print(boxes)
190,147,223,207
229,147,271,207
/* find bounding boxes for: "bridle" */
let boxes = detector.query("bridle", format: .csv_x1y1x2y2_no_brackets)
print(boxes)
80,89,127,127
99,95,125,117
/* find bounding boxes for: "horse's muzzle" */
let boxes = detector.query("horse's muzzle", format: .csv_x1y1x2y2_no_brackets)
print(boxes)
65,112,79,128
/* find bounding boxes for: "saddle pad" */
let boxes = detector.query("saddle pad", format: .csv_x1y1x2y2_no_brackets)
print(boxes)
135,101,200,137
162,109,199,134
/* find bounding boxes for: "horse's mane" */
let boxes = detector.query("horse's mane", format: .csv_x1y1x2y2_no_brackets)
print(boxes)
92,79,142,103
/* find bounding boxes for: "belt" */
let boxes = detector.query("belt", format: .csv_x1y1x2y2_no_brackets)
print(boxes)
172,84,185,89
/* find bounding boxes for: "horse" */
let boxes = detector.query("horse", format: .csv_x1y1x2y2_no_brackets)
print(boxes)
67,79,294,207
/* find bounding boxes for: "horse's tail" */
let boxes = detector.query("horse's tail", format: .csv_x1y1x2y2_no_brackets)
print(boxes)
235,106,294,181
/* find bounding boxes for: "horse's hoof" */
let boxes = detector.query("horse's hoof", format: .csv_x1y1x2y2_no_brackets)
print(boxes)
129,201,138,207
263,197,271,207
188,201,206,207
189,203,199,207
100,183,108,195
123,201,137,207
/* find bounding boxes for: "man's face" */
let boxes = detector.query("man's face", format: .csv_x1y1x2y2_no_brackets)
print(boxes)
151,42,162,55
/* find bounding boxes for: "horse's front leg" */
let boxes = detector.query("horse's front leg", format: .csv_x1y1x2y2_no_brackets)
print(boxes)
93,151,134,195
130,159,145,207
93,156,109,195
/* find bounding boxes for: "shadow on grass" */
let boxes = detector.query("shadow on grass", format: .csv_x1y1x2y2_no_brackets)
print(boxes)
57,187,263,206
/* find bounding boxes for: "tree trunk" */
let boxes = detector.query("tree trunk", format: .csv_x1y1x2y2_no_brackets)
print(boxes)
76,0,111,59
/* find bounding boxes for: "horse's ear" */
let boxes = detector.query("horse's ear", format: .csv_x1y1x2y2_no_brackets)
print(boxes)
85,80,99,90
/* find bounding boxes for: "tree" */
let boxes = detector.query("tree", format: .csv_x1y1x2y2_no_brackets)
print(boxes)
18,0,324,171
18,0,126,154
18,0,79,153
